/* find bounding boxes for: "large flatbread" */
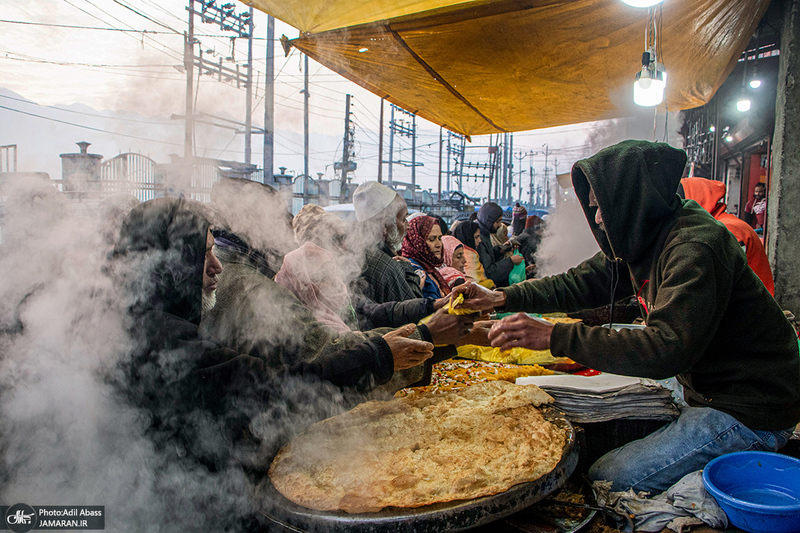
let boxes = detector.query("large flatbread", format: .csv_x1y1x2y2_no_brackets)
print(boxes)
268,381,566,513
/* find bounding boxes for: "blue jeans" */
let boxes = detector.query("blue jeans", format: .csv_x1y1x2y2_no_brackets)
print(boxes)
588,407,794,494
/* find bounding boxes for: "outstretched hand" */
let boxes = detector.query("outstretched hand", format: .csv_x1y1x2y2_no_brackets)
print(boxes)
383,324,434,370
488,313,554,351
451,282,507,312
455,320,493,347
425,307,476,345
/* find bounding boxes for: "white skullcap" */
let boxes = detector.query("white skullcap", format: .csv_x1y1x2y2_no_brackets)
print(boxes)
353,181,399,222
406,211,426,222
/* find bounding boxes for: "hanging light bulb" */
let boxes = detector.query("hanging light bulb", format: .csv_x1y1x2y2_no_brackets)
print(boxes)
633,51,665,106
737,96,751,112
620,0,664,7
749,79,762,89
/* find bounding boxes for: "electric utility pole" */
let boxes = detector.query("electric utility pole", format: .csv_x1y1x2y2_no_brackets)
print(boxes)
263,15,274,184
515,150,528,201
181,0,256,173
387,105,395,186
542,143,551,207
183,0,195,163
244,6,253,164
378,98,384,183
339,94,354,201
303,54,309,180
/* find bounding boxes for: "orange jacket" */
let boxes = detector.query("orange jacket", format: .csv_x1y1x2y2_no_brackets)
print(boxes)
681,178,774,296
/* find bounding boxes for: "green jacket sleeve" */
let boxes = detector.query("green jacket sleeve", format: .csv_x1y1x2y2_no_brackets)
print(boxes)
549,242,732,379
501,251,633,313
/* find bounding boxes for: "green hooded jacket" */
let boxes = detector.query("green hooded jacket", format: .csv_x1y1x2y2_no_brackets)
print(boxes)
501,140,800,431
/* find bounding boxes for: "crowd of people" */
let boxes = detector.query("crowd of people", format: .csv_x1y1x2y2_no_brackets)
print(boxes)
3,140,796,528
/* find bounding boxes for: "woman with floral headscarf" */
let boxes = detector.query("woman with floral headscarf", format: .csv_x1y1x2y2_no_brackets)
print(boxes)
437,235,467,289
400,216,449,299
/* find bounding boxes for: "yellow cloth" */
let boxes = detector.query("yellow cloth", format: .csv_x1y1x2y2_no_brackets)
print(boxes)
456,344,559,366
443,293,479,315
268,0,769,136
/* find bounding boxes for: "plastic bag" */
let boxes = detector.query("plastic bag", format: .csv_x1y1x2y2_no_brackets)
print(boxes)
508,250,526,285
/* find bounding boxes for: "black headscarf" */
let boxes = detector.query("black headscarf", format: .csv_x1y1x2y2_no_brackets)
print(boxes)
453,220,479,250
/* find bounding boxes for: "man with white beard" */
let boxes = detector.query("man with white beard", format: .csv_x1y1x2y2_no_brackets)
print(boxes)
201,225,223,312
354,181,426,303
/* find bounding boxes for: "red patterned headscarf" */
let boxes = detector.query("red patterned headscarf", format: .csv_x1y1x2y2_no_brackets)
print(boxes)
401,215,449,292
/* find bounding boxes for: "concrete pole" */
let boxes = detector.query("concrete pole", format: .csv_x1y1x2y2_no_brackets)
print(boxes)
263,15,274,184
303,54,309,182
184,0,194,163
768,0,800,312
244,6,254,165
438,126,443,200
388,105,394,186
411,113,417,187
378,98,384,183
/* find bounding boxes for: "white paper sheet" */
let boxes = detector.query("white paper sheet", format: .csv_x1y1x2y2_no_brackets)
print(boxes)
515,373,642,392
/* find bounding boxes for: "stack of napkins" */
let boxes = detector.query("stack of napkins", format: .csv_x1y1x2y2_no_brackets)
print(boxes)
515,373,680,423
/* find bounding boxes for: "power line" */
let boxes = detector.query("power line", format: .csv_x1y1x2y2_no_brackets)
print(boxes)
0,51,175,69
62,0,183,62
0,94,181,126
0,104,185,147
110,0,181,34
0,17,267,38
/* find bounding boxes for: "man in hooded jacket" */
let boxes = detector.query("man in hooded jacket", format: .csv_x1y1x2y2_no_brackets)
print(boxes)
454,140,800,494
475,202,522,287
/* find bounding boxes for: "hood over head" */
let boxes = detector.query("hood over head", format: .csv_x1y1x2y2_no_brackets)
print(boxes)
572,140,686,263
476,202,503,235
680,177,728,219
113,197,210,325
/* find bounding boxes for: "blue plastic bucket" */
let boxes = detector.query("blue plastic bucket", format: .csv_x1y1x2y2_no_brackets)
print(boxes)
703,451,800,533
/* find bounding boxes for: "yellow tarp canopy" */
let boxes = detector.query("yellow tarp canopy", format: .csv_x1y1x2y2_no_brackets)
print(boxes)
251,0,768,137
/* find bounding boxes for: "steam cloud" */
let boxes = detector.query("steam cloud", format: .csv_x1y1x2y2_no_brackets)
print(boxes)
0,175,366,531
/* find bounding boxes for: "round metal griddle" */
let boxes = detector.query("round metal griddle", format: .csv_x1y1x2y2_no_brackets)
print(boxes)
256,406,578,533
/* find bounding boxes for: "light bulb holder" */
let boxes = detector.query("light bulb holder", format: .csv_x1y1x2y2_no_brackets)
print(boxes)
634,67,665,106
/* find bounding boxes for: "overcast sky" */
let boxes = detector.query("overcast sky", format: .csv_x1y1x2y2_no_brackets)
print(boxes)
0,0,680,200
